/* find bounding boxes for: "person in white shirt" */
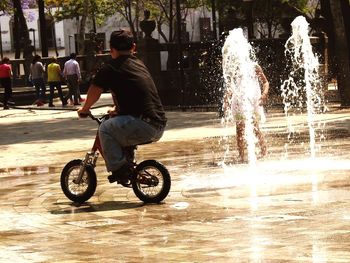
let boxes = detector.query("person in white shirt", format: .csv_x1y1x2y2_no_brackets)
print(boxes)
63,53,81,105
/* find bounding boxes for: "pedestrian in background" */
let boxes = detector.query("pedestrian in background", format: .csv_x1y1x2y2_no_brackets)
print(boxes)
0,57,14,110
47,57,67,107
30,55,46,106
63,53,82,105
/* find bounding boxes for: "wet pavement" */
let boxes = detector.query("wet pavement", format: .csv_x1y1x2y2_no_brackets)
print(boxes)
1,95,350,262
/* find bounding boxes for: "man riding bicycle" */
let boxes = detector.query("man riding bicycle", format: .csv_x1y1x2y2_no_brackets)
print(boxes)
78,30,167,184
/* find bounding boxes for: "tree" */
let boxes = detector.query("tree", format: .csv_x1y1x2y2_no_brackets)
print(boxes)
12,1,31,56
1,1,37,61
139,0,209,43
38,0,48,57
215,0,310,38
113,0,139,40
252,0,310,38
139,0,175,42
47,0,115,54
0,1,11,11
329,0,350,106
216,0,242,33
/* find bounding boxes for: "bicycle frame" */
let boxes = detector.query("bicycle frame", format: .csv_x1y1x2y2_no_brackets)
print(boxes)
75,114,107,183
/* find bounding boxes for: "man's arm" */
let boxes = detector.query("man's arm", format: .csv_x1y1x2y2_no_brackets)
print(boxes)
75,61,82,81
77,84,103,117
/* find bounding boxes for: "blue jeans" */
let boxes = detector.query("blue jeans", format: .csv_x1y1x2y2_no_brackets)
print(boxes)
32,78,46,101
99,115,164,172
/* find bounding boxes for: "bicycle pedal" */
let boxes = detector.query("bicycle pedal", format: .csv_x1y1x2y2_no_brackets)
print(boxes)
118,179,132,188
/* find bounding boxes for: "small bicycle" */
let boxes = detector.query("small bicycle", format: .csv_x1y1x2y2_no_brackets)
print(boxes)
60,113,171,204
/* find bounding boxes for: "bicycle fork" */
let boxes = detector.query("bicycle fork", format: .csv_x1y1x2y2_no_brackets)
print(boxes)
73,151,99,184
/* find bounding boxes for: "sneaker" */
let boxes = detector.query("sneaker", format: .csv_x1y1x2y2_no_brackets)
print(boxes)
3,105,9,110
108,164,132,183
79,97,86,103
37,101,44,106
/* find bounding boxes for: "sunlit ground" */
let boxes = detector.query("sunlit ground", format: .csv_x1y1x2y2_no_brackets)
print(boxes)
1,107,350,262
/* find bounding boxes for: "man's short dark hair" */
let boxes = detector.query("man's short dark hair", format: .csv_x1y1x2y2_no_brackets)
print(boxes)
110,30,134,51
70,53,77,59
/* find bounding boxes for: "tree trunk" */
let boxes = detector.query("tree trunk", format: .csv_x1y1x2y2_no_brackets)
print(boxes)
13,13,21,59
320,0,335,79
13,0,32,78
38,0,48,57
211,0,217,40
127,1,136,39
157,22,168,43
13,0,30,52
52,23,59,57
135,0,139,41
330,0,350,106
341,0,350,62
169,0,173,42
77,0,89,55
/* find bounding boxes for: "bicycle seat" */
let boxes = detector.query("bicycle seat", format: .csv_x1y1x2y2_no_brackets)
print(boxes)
123,141,153,152
136,141,153,146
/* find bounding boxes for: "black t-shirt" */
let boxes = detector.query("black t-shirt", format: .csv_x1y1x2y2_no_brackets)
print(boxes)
92,55,166,124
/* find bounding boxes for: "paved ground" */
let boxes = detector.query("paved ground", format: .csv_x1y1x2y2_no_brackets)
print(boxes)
1,95,350,262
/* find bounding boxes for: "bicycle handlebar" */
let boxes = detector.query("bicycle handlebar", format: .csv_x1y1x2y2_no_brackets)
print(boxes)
89,113,109,124
78,111,91,118
78,110,109,124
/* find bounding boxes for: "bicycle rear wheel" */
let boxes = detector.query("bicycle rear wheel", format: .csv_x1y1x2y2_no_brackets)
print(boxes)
132,160,171,203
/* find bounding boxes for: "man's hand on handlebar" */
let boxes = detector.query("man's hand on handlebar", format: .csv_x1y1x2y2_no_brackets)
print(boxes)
77,107,91,118
107,105,119,117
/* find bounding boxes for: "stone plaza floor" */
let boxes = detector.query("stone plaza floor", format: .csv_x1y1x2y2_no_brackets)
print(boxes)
1,95,350,262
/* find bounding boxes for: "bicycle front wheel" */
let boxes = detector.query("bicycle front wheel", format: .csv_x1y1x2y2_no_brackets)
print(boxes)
60,159,97,203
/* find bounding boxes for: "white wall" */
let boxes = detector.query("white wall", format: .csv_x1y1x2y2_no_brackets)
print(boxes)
0,8,65,55
0,15,11,51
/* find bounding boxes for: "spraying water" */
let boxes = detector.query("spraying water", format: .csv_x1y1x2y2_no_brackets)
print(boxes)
281,16,326,158
221,28,265,165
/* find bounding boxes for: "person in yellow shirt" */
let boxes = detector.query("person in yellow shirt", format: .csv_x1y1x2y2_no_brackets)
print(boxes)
47,57,67,107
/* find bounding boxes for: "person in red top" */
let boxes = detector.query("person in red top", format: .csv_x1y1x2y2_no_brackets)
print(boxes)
0,57,13,110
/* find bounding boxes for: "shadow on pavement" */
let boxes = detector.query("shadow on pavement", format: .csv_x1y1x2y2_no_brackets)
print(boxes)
0,116,97,146
0,111,222,146
51,200,144,214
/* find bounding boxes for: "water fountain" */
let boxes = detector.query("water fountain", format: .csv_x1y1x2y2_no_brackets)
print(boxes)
178,20,350,250
221,28,265,165
220,16,326,167
281,16,326,158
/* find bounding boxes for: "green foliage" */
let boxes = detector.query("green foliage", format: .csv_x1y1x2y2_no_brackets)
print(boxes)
281,0,309,10
1,0,37,14
45,0,115,25
253,0,309,38
0,1,9,12
216,0,310,37
138,0,209,42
